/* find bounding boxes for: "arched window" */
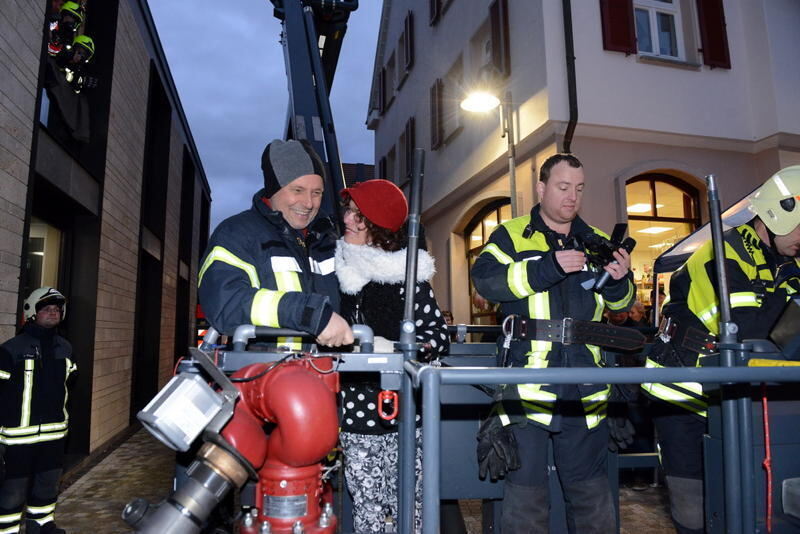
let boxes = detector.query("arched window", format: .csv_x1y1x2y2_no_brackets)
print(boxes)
626,174,700,306
465,199,511,325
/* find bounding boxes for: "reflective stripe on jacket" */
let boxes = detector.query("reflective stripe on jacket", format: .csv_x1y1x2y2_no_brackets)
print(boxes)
471,205,635,430
0,325,76,446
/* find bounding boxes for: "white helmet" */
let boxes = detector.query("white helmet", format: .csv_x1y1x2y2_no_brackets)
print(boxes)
23,287,66,321
750,166,800,236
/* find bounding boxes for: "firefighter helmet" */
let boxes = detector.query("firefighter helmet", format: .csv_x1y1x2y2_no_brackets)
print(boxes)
60,1,84,27
750,166,800,236
72,34,95,62
23,287,67,321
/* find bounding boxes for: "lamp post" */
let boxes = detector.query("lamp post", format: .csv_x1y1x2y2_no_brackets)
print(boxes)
460,89,518,218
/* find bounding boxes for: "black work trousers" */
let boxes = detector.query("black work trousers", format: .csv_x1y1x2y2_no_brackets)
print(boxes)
504,415,615,533
652,402,705,534
0,439,65,533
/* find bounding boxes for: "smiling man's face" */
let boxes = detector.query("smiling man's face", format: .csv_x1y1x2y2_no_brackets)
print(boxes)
270,174,324,230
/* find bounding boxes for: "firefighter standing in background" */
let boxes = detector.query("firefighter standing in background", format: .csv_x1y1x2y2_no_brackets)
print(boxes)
0,287,76,534
471,153,635,532
642,166,800,534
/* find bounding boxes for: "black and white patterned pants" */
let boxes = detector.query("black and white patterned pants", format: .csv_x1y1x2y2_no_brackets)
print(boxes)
339,429,423,533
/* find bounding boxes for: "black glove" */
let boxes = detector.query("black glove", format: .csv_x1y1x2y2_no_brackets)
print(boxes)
607,416,635,452
476,386,526,481
607,384,636,452
476,413,520,481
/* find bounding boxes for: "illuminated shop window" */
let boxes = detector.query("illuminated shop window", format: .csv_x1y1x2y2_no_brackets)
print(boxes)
465,200,511,325
626,174,699,307
26,217,63,293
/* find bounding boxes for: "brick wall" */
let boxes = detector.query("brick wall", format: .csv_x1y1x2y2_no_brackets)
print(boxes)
157,125,183,388
89,0,149,449
0,2,45,340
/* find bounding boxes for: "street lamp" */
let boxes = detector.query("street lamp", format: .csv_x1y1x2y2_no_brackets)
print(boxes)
460,89,518,218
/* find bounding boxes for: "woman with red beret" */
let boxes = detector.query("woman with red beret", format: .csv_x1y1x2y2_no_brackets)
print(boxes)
335,179,449,533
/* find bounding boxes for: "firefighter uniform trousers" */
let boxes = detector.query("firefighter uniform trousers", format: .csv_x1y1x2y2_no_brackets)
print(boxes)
504,395,614,534
0,439,65,533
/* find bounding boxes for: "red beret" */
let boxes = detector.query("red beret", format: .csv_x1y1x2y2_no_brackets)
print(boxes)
341,179,409,232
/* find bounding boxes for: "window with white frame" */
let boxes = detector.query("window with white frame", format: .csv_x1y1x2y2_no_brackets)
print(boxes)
634,0,684,60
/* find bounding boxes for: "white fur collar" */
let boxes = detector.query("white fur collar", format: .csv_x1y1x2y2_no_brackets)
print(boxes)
335,239,436,294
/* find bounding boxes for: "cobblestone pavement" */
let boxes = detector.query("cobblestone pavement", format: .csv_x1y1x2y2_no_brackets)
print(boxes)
53,428,675,533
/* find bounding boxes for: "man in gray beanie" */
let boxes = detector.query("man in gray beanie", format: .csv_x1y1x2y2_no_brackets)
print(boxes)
199,139,352,348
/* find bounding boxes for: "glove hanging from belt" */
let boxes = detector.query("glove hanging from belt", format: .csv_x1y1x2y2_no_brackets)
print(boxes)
503,314,646,352
476,387,525,481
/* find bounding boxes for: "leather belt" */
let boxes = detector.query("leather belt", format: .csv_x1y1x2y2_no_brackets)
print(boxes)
504,315,646,352
657,316,716,355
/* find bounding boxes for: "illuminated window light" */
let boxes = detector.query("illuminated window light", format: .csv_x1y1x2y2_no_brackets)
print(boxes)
637,227,672,234
626,203,664,213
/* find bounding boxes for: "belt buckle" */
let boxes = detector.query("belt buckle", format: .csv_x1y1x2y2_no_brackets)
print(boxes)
658,316,677,343
561,317,573,345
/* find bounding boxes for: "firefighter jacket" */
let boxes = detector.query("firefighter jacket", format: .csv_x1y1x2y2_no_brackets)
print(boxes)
198,189,341,345
642,222,799,418
0,322,76,446
471,205,635,431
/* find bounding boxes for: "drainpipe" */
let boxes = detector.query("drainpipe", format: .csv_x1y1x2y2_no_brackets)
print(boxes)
562,0,578,153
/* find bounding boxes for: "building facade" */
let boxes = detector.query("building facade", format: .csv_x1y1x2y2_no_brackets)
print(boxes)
0,0,211,461
367,0,800,325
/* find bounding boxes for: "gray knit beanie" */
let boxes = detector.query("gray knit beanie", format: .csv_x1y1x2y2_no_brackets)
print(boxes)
261,139,326,197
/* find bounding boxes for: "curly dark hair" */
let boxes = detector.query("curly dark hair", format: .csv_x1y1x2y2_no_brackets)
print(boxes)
341,193,408,252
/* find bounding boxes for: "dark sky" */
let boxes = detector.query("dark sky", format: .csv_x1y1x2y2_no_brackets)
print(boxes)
147,1,382,230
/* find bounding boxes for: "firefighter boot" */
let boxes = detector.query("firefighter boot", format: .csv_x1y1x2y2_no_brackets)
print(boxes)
500,481,549,533
562,476,616,534
26,520,67,534
665,476,704,534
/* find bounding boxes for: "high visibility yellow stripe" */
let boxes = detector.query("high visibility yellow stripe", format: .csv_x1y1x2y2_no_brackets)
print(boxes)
642,382,708,417
2,421,68,436
643,360,707,416
0,370,9,379
274,270,303,350
730,292,759,308
481,243,513,265
21,359,34,428
507,262,534,299
0,512,22,523
26,504,55,514
518,383,557,401
586,406,608,429
605,280,635,310
62,359,72,424
250,289,285,327
198,246,260,288
0,526,21,534
0,430,68,445
28,514,54,526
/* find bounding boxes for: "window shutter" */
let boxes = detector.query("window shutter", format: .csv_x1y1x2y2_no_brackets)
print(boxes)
430,79,443,150
404,11,415,71
696,0,731,69
379,157,387,180
489,0,511,77
378,67,386,114
429,0,440,26
599,0,636,55
405,117,416,177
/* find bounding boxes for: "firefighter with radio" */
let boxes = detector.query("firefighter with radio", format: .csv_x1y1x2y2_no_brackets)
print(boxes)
0,287,76,534
642,166,800,534
471,153,636,532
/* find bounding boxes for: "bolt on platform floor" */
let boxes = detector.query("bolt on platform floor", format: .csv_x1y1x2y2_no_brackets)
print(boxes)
52,429,675,533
